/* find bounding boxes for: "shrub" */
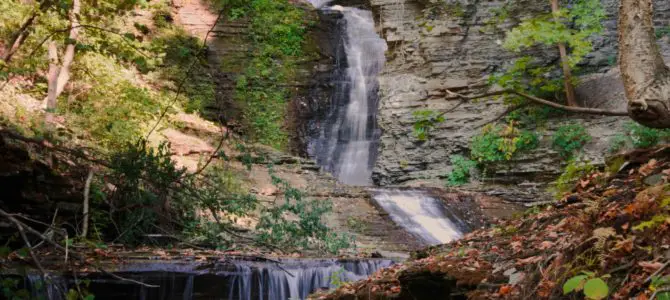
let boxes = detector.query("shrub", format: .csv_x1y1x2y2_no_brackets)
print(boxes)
551,160,595,197
412,110,445,141
471,123,539,163
625,122,670,148
446,155,476,186
552,123,591,158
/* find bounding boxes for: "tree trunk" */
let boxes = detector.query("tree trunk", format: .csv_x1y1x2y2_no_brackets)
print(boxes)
46,41,60,111
42,0,80,109
551,0,578,107
54,0,80,97
619,0,670,128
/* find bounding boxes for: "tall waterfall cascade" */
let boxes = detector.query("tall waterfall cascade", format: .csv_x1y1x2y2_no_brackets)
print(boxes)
306,0,465,246
307,2,387,186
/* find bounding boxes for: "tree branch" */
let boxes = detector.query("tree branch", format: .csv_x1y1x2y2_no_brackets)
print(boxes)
0,208,159,288
442,88,629,116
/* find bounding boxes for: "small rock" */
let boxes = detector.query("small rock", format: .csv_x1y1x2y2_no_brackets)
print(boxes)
509,272,525,285
643,173,664,186
503,268,517,277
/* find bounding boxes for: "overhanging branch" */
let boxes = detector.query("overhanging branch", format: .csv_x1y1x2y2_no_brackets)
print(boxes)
442,89,629,117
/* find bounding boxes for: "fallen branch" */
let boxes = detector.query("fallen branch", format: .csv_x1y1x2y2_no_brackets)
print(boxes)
442,88,629,117
81,169,94,238
0,208,159,288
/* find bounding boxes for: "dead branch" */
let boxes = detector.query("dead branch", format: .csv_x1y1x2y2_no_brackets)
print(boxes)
442,88,629,117
0,208,159,288
81,169,94,238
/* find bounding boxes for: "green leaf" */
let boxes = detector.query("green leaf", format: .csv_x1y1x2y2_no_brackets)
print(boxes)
583,278,609,300
0,246,10,258
657,292,670,300
563,275,588,294
16,247,29,258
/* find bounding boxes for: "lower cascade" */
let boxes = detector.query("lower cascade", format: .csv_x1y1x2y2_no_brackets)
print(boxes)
25,259,394,300
371,189,464,245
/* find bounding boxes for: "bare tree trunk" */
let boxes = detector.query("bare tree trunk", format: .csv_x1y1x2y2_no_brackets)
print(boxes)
42,0,80,110
619,0,670,128
54,0,80,97
3,16,35,63
81,169,93,238
45,41,60,111
551,0,578,107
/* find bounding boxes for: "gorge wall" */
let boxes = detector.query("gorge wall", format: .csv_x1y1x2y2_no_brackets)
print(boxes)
366,0,670,202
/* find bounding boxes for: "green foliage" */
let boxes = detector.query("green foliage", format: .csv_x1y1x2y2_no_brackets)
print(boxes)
552,123,591,158
625,122,670,148
656,26,670,39
608,122,670,153
446,155,476,186
470,123,539,164
104,140,186,244
563,271,609,300
1,278,29,300
69,78,161,149
329,268,347,289
412,110,445,141
651,275,670,299
491,0,605,104
552,160,595,197
255,166,353,254
227,0,313,149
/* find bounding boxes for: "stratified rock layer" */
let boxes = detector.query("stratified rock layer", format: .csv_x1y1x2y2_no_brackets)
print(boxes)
369,0,670,202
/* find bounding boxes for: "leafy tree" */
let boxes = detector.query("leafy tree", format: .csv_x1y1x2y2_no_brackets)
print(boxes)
493,0,605,107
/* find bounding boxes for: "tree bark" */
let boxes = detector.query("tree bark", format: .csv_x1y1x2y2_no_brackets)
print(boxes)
619,0,670,128
45,41,60,110
551,0,578,107
42,0,80,109
54,0,80,97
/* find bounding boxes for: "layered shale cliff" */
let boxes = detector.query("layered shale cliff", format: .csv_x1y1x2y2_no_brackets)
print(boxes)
366,0,670,202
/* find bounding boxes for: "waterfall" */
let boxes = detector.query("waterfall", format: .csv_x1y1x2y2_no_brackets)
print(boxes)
22,259,394,300
308,4,387,186
371,190,465,245
305,2,466,246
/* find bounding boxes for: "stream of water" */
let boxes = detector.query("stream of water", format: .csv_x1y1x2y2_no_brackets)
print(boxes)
24,259,394,300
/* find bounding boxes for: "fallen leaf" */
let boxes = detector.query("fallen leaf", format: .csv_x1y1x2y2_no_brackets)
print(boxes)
538,241,555,250
517,255,543,265
510,241,523,253
639,159,658,176
638,261,664,272
499,285,513,295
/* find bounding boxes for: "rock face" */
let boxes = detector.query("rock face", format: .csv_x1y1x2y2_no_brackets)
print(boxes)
173,0,336,154
366,0,670,202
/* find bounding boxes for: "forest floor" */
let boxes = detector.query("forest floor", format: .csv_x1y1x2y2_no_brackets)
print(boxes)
311,147,670,299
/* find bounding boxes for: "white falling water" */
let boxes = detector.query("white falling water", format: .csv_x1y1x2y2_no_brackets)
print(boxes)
371,190,463,245
307,4,387,186
306,0,332,8
219,259,394,300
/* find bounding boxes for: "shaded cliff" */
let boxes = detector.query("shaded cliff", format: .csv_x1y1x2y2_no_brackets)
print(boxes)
367,0,670,202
